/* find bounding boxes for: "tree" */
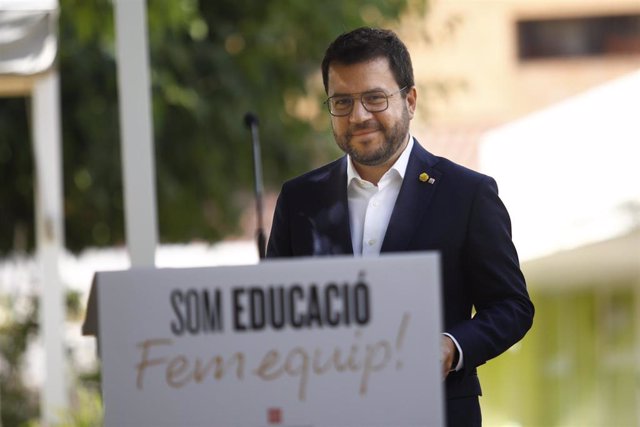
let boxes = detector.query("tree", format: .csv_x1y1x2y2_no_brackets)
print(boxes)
0,98,33,254
0,294,39,425
0,0,426,254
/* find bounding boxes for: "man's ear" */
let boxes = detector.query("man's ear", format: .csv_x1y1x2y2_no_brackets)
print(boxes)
406,86,417,119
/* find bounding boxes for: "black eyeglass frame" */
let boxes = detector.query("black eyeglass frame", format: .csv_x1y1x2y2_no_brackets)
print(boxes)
324,86,408,117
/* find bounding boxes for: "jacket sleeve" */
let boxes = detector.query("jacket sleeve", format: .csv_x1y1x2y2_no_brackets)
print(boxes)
266,185,291,258
447,176,534,374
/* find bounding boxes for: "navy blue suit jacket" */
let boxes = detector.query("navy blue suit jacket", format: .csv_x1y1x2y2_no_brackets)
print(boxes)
266,139,534,400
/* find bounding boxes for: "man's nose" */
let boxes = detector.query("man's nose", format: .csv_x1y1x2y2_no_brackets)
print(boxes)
349,100,373,123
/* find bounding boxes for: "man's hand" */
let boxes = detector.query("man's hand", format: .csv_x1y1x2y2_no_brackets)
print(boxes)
441,335,457,379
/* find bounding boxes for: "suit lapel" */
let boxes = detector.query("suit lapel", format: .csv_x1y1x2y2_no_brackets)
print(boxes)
315,156,353,255
381,140,441,253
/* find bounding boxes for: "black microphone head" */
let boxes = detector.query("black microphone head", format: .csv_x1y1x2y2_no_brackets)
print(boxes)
244,112,259,128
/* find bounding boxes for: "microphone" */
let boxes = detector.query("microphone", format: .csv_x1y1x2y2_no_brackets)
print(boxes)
244,112,266,259
244,112,259,128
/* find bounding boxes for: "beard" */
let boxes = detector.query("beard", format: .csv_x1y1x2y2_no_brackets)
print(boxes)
333,107,411,167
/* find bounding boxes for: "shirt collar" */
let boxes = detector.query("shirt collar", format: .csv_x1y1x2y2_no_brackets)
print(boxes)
347,135,414,186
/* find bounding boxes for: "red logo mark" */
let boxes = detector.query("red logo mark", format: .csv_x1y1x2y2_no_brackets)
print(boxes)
267,407,282,425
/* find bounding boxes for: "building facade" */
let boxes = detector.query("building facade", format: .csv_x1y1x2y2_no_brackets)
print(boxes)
399,1,640,425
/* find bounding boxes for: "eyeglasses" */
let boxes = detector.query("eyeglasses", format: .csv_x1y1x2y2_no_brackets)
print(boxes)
324,86,408,117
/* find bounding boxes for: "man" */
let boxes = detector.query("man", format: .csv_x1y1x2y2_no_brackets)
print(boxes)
266,27,534,426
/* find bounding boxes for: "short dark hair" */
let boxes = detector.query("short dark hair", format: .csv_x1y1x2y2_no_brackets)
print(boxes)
321,27,414,94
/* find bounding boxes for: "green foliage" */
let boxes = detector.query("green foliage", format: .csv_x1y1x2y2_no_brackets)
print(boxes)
0,98,34,254
0,290,104,426
59,387,103,427
1,0,424,254
0,295,40,426
57,0,123,251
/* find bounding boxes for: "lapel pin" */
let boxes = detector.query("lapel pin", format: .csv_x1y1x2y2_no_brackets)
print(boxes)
419,172,436,184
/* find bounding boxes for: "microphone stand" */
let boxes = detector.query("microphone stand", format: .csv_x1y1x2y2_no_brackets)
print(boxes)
244,112,266,259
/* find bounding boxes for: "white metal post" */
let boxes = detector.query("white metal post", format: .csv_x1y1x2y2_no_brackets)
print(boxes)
32,70,67,425
113,0,158,267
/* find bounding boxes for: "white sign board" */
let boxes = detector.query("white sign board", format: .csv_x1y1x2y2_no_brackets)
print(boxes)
97,253,443,427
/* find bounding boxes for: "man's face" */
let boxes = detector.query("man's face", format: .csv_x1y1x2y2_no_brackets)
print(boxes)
327,57,416,168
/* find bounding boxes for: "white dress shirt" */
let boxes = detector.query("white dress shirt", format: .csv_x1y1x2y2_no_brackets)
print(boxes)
347,137,413,256
346,136,464,372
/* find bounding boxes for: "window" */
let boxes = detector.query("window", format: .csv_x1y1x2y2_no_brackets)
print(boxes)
517,14,640,60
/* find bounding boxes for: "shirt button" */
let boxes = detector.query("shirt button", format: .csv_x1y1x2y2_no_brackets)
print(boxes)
372,201,379,207
368,239,376,246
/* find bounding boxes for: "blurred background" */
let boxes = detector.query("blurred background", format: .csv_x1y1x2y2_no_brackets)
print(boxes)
1,0,639,425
